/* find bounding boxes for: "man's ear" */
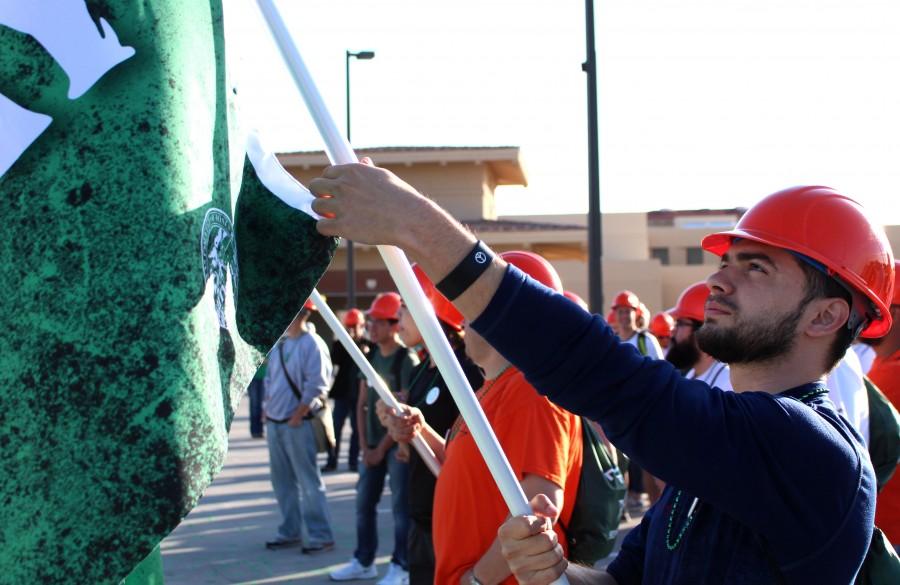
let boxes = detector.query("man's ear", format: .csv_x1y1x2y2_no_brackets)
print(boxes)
803,297,851,339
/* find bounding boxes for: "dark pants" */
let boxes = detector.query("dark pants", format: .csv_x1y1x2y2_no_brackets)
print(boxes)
327,395,359,469
248,378,265,437
408,520,435,585
354,445,409,569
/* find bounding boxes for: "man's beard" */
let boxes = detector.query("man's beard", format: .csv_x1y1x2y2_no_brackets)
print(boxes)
666,334,701,371
696,297,804,365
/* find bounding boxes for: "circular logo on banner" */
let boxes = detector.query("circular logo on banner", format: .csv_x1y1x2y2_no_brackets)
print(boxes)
474,251,487,264
200,208,238,330
426,386,441,405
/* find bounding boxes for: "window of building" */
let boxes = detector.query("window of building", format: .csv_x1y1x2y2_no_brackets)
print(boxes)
650,247,670,266
686,247,705,265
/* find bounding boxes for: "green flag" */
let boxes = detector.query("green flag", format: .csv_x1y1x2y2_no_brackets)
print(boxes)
0,1,335,583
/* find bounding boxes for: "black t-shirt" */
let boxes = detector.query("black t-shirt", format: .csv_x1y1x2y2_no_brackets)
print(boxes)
407,346,484,527
329,339,372,401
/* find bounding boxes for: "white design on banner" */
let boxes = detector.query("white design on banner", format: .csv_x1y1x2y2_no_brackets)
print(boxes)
0,93,52,178
245,131,319,219
201,208,239,330
0,0,135,179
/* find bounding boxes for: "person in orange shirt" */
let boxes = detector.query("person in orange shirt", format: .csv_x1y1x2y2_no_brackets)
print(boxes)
384,251,583,585
869,260,900,552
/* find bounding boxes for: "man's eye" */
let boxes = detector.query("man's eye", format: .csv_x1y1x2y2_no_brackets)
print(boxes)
749,262,767,273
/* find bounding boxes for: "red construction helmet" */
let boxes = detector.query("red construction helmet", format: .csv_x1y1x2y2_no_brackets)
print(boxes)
303,297,318,311
343,308,364,327
501,251,564,293
563,290,589,312
366,292,402,321
612,290,641,311
671,282,710,324
412,264,464,331
702,186,895,338
650,311,675,339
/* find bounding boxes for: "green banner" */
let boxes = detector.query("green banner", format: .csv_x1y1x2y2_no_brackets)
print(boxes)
0,2,335,583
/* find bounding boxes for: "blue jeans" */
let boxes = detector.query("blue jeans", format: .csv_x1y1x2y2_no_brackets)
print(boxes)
354,445,409,568
267,420,335,545
248,378,265,437
327,396,359,469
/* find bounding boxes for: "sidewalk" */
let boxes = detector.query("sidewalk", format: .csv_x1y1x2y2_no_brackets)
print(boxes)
161,404,640,584
161,410,395,584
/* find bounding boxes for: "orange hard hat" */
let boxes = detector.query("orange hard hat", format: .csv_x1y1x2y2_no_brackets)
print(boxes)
702,186,895,338
366,292,402,321
412,264,464,331
563,290,589,312
501,251,564,293
343,308,364,327
671,282,710,324
612,290,641,310
650,311,675,338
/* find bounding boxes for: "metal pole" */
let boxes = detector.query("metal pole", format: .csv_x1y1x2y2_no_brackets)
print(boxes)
583,0,604,313
345,51,356,309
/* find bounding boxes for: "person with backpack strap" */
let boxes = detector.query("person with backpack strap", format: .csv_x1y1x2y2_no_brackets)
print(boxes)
308,173,894,584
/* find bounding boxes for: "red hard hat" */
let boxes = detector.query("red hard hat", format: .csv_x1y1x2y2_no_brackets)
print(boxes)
366,292,402,321
412,264,464,331
650,311,675,338
563,290,589,312
303,297,317,311
671,282,710,324
343,308,364,327
702,186,895,338
612,290,641,310
501,251,564,293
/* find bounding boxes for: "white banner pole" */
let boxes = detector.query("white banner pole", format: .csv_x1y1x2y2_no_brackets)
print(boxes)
309,290,441,477
254,8,566,580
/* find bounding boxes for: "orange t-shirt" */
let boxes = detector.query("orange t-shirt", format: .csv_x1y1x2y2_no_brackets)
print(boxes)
871,349,900,544
432,367,583,585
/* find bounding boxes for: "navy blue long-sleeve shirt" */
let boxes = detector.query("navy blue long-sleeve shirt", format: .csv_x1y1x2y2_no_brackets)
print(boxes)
471,266,875,584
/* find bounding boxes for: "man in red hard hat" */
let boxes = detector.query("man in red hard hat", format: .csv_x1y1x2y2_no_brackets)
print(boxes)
649,311,675,351
331,292,419,584
612,290,663,360
323,308,372,473
667,281,733,391
869,260,900,552
310,168,894,584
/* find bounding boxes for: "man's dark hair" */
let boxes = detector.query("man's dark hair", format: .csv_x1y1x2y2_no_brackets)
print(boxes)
796,259,856,371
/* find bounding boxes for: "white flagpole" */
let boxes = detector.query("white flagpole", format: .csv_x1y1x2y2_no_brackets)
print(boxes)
309,290,442,477
255,7,568,581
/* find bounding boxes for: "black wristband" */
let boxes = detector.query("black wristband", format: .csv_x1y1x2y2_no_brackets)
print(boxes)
435,240,495,301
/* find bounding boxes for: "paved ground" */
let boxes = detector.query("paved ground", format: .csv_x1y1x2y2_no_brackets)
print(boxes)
161,403,640,584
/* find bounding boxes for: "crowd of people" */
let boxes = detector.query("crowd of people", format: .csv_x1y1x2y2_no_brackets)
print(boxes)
249,177,900,584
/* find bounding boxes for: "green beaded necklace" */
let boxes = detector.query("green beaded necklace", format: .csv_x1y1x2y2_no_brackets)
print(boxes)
665,490,700,551
665,385,829,552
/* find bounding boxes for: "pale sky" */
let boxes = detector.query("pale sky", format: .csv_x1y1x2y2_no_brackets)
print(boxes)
228,0,900,224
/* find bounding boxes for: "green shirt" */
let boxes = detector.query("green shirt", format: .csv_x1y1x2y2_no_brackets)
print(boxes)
362,345,419,448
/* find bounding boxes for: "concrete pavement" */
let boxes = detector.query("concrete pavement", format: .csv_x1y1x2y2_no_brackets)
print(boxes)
161,403,640,584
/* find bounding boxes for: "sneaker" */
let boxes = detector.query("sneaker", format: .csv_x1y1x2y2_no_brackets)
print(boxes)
265,536,301,550
376,563,408,585
302,541,335,554
329,558,377,581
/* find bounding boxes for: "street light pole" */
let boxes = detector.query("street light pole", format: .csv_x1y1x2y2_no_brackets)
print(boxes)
582,0,603,313
344,50,375,309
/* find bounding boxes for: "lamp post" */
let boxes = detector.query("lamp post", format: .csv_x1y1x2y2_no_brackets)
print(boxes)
582,0,603,313
345,50,375,309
